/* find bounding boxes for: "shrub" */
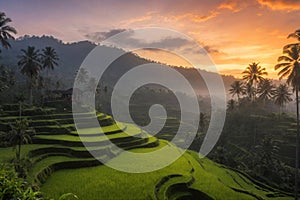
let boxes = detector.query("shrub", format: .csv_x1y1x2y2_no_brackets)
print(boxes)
0,165,42,200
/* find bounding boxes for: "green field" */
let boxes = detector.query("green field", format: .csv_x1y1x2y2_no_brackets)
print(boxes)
0,105,294,199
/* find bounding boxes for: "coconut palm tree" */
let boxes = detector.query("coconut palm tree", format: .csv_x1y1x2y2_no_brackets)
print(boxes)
243,82,255,101
288,29,300,41
41,46,59,91
0,12,17,49
273,84,292,114
18,46,41,105
242,62,268,100
229,81,244,103
257,79,275,102
227,99,236,111
7,119,34,163
15,93,25,120
275,40,300,199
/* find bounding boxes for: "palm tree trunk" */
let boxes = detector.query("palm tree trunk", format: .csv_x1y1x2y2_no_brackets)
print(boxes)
46,68,49,92
296,88,299,200
254,82,257,102
29,85,33,106
19,102,22,120
18,139,21,162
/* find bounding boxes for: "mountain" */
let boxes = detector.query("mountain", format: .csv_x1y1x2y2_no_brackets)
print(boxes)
0,35,236,95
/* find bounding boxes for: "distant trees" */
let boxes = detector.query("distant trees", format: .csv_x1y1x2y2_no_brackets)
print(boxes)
0,12,17,49
273,84,292,114
229,81,244,103
275,29,300,199
227,99,236,111
18,46,42,106
76,68,89,84
17,46,59,106
242,62,268,101
257,79,275,102
244,83,255,100
0,65,15,93
228,63,291,113
41,46,59,91
199,112,208,133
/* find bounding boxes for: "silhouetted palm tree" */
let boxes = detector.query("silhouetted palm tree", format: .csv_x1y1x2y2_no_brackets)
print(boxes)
41,46,59,90
257,79,275,102
0,12,17,49
18,46,41,105
243,62,268,100
275,39,300,199
288,29,300,41
227,99,236,111
273,84,292,114
229,81,244,103
243,82,255,100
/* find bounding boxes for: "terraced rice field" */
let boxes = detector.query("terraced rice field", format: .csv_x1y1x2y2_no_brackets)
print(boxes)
0,105,294,199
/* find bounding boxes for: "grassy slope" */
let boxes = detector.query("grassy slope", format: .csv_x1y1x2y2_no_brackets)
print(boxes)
0,107,293,200
41,141,293,200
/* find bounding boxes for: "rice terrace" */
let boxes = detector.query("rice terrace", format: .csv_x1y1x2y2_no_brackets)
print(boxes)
1,1,300,200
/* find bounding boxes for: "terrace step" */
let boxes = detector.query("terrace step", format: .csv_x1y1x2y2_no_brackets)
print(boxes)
69,122,126,136
28,155,108,185
29,146,113,160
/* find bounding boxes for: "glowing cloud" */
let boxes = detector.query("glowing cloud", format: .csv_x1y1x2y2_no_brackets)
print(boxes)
257,0,300,10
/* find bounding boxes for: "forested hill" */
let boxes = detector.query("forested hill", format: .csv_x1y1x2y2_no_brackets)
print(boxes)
0,35,235,95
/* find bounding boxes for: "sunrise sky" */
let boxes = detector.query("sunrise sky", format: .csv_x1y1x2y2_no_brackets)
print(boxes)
2,0,300,78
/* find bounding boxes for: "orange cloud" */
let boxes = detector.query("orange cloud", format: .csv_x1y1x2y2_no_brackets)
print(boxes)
218,1,241,12
121,11,154,26
170,11,220,23
257,0,300,10
192,11,220,22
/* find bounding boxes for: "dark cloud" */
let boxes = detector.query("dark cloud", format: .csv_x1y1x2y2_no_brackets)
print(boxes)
87,29,220,56
101,30,195,50
147,37,193,49
203,45,220,54
85,29,127,42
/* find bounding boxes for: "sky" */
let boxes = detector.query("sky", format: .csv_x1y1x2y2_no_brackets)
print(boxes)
2,0,300,78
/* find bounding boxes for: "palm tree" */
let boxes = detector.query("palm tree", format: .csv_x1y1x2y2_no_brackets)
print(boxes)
41,46,59,91
18,46,41,105
229,81,244,103
275,40,300,200
15,93,25,120
227,99,236,111
243,82,255,101
7,119,34,163
0,12,17,49
257,135,279,166
273,84,292,114
76,68,89,84
257,79,275,102
199,112,208,133
288,29,300,41
242,62,268,100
